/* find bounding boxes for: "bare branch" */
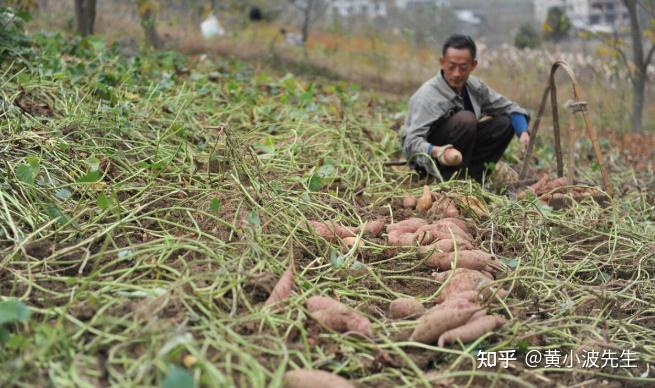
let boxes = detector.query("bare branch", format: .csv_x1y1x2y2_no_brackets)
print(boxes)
646,43,655,67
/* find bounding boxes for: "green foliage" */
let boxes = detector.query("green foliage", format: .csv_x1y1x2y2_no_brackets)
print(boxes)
514,23,541,49
542,7,571,42
0,300,31,345
161,365,195,388
0,7,33,64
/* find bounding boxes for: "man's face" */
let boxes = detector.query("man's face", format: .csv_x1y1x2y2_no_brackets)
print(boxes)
440,47,477,92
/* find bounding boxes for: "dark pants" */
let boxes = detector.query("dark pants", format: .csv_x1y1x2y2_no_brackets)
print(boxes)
426,111,514,182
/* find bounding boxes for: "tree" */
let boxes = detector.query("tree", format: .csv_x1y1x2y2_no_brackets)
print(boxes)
74,0,96,36
589,1,654,132
288,0,328,44
136,0,163,49
542,7,570,41
623,0,655,132
514,23,541,49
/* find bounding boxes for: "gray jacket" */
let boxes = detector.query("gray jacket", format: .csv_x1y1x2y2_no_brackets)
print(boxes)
401,73,529,176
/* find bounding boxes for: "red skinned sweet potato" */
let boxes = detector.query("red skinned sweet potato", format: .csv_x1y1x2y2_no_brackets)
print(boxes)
363,219,385,237
432,268,494,303
306,296,372,336
307,295,344,313
389,298,426,319
416,185,433,213
284,369,355,388
410,305,483,344
437,218,469,233
425,250,499,273
437,314,507,347
417,239,474,258
264,263,294,306
403,195,417,209
386,218,427,233
308,221,338,242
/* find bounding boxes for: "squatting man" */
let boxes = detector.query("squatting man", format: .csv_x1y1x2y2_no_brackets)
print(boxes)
401,34,531,182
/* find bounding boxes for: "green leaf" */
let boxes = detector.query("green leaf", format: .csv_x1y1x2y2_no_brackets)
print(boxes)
308,175,323,192
209,198,221,212
76,170,101,183
15,10,33,22
316,162,336,178
0,327,10,344
86,156,100,171
246,210,260,226
516,339,529,352
55,188,72,200
26,155,40,168
599,271,611,283
161,365,195,388
16,164,35,185
45,203,71,225
97,193,110,210
501,258,519,269
0,300,31,326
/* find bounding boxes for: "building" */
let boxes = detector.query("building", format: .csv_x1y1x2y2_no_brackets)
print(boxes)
327,0,388,18
534,0,629,32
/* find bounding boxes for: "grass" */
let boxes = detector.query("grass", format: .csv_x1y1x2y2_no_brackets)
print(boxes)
1,23,655,387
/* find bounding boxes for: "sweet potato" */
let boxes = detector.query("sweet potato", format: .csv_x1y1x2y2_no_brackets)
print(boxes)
264,263,294,306
468,309,489,322
432,297,480,311
308,221,338,242
346,313,373,336
417,239,474,258
326,222,357,239
311,308,349,332
416,185,433,213
402,194,417,209
437,218,469,233
543,177,569,192
363,219,385,237
425,250,500,273
284,369,355,388
410,305,483,344
386,218,427,233
389,298,426,319
431,222,474,242
433,268,494,303
341,237,365,250
306,296,372,336
387,230,416,246
528,173,549,194
430,197,460,218
306,295,344,313
437,315,507,347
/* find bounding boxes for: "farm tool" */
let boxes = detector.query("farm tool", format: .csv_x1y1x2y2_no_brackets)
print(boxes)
516,59,613,199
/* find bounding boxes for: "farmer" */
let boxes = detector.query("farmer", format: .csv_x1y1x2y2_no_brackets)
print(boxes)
401,34,530,182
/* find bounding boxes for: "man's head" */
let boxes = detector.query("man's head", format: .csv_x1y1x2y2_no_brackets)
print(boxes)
440,34,478,93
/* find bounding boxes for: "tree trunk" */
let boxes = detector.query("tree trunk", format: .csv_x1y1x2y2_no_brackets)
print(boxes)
300,0,314,44
624,0,645,132
137,0,163,49
74,0,96,37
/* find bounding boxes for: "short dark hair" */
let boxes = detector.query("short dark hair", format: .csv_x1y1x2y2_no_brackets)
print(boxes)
442,34,477,59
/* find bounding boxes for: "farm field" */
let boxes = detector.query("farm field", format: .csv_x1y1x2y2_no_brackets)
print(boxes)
2,10,655,388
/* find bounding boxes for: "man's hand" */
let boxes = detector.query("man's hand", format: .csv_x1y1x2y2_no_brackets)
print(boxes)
431,145,462,166
519,132,530,157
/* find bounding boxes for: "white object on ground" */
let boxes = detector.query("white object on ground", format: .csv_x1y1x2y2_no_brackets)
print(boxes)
201,14,225,39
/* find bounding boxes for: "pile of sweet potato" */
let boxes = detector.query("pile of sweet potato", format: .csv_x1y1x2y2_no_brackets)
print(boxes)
517,174,602,205
402,185,460,218
263,187,509,348
388,267,508,347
